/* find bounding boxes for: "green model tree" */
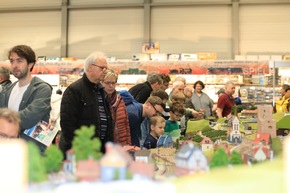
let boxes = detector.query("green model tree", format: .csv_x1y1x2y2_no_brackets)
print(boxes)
43,145,63,173
72,125,103,161
209,147,228,169
229,151,243,165
28,142,46,182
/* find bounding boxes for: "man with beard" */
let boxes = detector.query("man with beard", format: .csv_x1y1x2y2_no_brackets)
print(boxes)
59,51,114,158
0,45,52,151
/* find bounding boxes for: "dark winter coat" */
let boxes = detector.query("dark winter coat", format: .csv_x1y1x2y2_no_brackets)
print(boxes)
59,73,113,156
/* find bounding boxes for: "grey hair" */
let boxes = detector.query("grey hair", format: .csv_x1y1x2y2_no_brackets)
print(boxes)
174,76,186,84
147,72,163,84
0,67,10,80
172,80,184,89
225,81,235,88
84,51,107,72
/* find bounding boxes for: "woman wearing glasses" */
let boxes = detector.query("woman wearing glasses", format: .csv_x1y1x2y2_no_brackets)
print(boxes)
102,69,132,146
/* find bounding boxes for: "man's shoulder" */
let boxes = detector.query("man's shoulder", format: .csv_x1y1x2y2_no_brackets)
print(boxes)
66,77,86,89
129,83,143,92
31,77,52,92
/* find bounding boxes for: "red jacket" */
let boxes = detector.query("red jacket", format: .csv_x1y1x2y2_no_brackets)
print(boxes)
110,92,132,146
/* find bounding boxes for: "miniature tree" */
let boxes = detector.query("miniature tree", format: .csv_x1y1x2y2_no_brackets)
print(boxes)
28,142,47,182
72,125,102,161
272,137,283,156
43,145,63,173
229,151,243,165
209,147,228,169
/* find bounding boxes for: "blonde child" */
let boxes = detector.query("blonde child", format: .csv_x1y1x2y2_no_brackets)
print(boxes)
143,115,166,149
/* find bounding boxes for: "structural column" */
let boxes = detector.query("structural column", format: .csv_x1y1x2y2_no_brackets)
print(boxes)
232,0,240,59
144,0,151,43
61,0,69,57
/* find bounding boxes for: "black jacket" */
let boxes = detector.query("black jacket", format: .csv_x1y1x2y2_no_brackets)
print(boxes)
128,81,152,104
59,73,113,156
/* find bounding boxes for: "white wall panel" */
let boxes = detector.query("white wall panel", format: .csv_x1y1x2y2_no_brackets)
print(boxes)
0,11,61,60
240,4,290,55
68,8,143,59
70,0,143,6
0,0,60,7
151,6,232,59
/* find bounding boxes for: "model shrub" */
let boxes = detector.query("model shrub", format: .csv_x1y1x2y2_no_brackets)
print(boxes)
72,125,102,161
28,142,46,182
229,151,243,165
209,147,228,169
43,145,63,173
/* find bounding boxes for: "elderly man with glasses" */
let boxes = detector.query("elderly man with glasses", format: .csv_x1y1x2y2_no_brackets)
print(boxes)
59,51,114,158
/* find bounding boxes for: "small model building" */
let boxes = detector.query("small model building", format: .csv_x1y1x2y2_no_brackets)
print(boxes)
135,149,151,163
252,132,272,162
178,139,194,149
129,162,155,179
227,116,242,144
200,137,214,152
253,132,271,146
63,149,76,174
100,142,133,181
252,144,271,162
75,158,100,181
175,142,208,176
257,105,276,138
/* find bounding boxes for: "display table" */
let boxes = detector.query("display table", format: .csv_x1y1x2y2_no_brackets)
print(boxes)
175,158,285,193
28,158,285,193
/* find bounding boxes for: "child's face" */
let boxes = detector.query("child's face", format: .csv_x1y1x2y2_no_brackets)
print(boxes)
151,121,165,137
170,111,183,121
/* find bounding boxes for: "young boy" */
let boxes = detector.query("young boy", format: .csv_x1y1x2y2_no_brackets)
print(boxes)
143,115,165,149
164,102,185,142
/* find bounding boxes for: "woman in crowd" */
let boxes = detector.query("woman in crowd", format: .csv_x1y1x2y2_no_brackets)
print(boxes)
191,80,213,117
102,69,131,146
276,87,290,113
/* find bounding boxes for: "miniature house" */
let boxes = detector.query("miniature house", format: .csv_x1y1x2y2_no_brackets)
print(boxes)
200,137,214,152
63,149,76,174
253,132,271,146
134,149,151,163
75,158,100,181
175,142,208,176
100,142,133,181
252,144,271,162
178,139,194,149
129,162,155,179
257,105,276,138
228,116,242,144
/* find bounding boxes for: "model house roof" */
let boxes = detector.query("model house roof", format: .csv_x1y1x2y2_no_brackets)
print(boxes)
200,137,213,145
253,132,271,145
100,142,133,167
176,142,204,161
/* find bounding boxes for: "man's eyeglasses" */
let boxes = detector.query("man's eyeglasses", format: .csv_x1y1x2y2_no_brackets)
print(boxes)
150,103,163,116
91,64,108,71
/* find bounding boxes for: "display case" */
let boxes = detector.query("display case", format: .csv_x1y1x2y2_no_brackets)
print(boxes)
239,85,281,105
